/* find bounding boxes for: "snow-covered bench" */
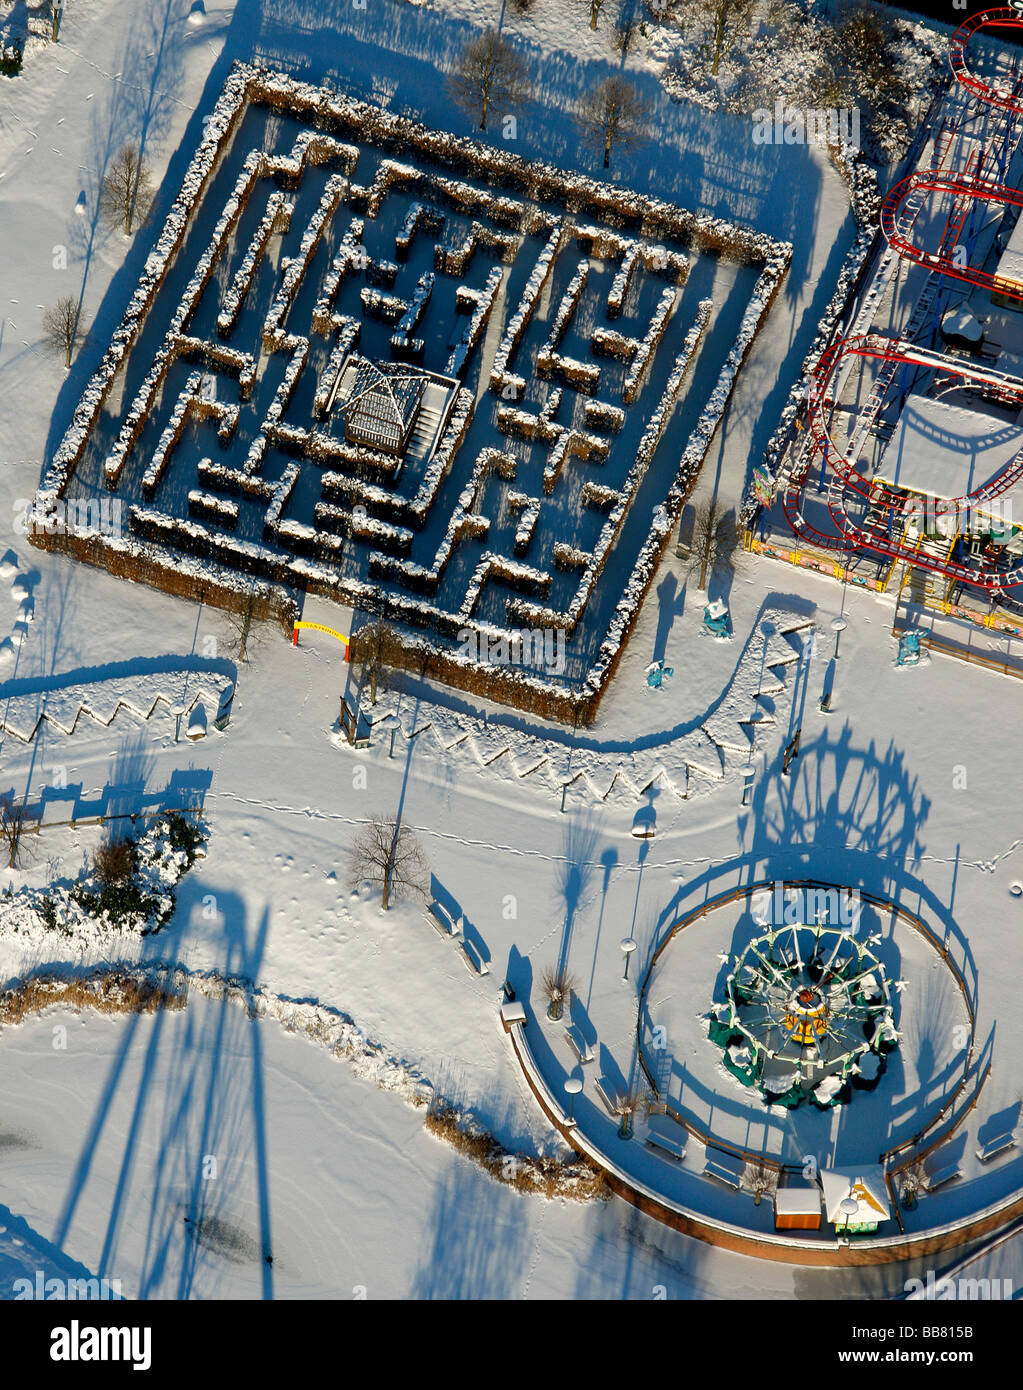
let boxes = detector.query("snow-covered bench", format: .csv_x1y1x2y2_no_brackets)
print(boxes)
425,900,459,938
645,1117,686,1163
460,936,489,976
925,1161,962,1192
977,1131,1016,1163
704,1153,742,1190
593,1078,618,1117
564,1024,595,1066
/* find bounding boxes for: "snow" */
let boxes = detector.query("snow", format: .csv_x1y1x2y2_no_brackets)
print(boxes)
1,0,1019,1304
878,394,1023,501
996,205,1023,288
943,306,983,344
813,1075,843,1104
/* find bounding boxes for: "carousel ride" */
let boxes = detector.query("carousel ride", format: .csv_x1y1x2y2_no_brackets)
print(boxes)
708,917,901,1110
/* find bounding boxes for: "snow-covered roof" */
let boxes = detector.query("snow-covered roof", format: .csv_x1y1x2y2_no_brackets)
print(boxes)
877,393,1023,502
813,1075,843,1103
820,1166,890,1224
996,212,1023,289
942,306,983,343
774,1186,821,1217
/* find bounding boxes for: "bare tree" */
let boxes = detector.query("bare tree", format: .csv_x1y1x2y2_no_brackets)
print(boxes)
687,497,742,592
680,0,756,76
42,296,86,368
349,618,403,705
0,799,30,870
348,815,428,910
101,144,154,237
743,1158,778,1207
589,0,609,29
614,6,638,54
577,76,650,170
612,1086,648,1139
540,964,579,1021
835,1,910,128
223,586,270,663
449,28,528,132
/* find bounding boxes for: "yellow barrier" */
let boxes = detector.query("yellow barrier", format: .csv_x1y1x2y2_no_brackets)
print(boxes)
292,620,350,658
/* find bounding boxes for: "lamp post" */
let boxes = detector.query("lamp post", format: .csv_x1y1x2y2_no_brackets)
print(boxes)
620,937,637,983
831,616,847,660
171,704,187,743
564,1076,583,1123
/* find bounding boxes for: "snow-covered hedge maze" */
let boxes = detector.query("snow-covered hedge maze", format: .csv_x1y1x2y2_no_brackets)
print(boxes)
34,63,790,723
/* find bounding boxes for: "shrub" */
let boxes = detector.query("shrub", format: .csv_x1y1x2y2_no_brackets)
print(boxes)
36,897,70,936
540,964,579,1021
72,879,156,931
0,972,185,1025
0,41,24,79
93,838,138,886
425,1099,608,1200
166,813,205,866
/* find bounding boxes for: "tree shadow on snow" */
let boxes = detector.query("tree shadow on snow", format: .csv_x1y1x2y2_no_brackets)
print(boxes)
51,889,275,1300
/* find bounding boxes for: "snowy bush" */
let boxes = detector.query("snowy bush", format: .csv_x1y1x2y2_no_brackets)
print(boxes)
1,815,208,945
490,222,563,388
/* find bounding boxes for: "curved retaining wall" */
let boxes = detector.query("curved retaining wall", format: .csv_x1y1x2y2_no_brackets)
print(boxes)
503,1010,1023,1267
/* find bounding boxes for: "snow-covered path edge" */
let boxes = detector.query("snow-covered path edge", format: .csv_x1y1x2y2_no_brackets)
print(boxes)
2,963,606,1203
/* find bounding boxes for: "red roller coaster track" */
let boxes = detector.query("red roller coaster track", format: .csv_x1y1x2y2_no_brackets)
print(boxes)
781,333,1023,590
950,8,1023,113
880,169,1023,295
776,13,1023,594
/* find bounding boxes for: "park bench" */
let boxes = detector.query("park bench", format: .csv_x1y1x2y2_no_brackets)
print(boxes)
425,900,459,938
645,1118,687,1163
675,503,695,561
703,1153,742,1190
564,1024,595,1066
977,1131,1016,1163
594,1078,618,1117
460,936,489,976
925,1161,962,1192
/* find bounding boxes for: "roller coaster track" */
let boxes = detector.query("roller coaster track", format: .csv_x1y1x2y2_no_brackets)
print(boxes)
781,334,1023,588
881,169,1023,294
777,16,1023,594
950,7,1023,113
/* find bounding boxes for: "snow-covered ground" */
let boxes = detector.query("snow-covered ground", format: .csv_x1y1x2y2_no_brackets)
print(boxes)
1,0,1020,1302
0,996,930,1299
